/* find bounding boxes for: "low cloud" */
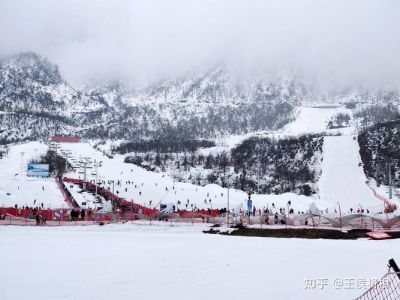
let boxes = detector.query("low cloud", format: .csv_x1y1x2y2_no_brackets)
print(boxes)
1,0,399,88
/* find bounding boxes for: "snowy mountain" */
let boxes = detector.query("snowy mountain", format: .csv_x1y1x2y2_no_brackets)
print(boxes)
1,51,399,145
333,86,400,105
0,52,304,143
124,68,309,106
82,69,302,141
0,52,109,143
0,52,105,114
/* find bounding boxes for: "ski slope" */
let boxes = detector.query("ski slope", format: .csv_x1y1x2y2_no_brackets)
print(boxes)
219,106,352,149
58,142,320,212
0,104,386,213
0,142,65,208
66,183,112,211
281,106,352,136
319,135,382,212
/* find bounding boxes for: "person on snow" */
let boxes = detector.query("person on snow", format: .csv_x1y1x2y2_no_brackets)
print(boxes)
274,213,278,224
35,214,41,225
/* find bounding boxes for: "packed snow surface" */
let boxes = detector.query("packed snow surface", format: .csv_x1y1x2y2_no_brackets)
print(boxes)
281,106,351,136
0,142,65,208
319,135,383,212
0,106,390,213
219,106,351,148
59,142,320,212
0,223,398,300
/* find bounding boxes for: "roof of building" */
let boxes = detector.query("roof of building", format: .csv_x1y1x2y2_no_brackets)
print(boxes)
51,135,81,143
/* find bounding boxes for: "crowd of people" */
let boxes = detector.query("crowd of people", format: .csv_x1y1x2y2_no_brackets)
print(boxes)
69,208,92,221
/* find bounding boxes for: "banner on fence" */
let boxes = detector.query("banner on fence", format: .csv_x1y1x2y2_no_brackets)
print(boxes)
247,199,253,211
27,163,49,177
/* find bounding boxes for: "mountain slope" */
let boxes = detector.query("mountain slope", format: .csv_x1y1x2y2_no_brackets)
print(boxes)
0,52,109,143
83,68,305,140
2,51,399,144
0,52,104,114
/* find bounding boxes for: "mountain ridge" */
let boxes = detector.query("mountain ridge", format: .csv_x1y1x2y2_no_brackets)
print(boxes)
1,51,399,144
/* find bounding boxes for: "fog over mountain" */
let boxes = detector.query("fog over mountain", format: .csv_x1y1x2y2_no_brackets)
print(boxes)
1,0,400,90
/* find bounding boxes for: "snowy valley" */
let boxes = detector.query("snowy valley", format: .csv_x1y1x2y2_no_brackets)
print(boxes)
1,50,400,300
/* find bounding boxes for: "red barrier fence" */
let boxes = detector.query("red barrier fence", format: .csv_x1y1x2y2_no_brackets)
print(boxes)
0,207,132,223
0,207,53,220
62,177,224,218
55,176,76,208
179,209,219,218
365,181,397,213
63,177,157,216
4,206,400,230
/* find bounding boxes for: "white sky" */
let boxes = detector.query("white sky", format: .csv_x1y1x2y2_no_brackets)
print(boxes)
1,0,400,88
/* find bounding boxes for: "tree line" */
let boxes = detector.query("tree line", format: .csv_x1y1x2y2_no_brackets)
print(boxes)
125,134,323,195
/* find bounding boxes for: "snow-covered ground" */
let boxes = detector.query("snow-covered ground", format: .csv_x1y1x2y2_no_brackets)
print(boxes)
1,105,399,300
279,106,352,136
0,142,65,208
374,183,400,204
215,106,351,150
53,106,377,213
0,105,393,214
58,142,318,213
318,135,384,212
66,183,112,211
52,106,356,213
0,223,398,300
